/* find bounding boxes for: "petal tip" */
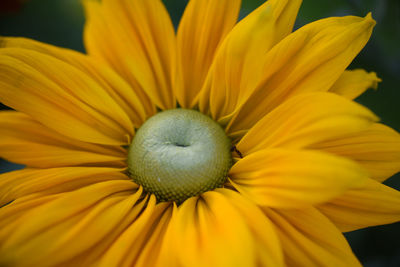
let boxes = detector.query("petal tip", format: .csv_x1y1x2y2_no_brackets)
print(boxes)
364,12,376,27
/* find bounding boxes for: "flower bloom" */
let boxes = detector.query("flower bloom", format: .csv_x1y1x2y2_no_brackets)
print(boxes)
0,0,400,266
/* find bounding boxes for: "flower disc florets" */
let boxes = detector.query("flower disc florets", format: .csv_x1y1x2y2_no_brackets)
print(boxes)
128,109,232,203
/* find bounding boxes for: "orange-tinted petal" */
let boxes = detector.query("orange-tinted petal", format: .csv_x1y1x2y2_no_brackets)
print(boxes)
0,167,129,207
158,189,283,267
175,0,241,107
0,183,143,266
0,180,139,267
318,178,400,232
98,196,173,267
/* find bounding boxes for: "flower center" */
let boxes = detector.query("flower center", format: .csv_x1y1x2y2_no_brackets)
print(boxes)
127,109,232,203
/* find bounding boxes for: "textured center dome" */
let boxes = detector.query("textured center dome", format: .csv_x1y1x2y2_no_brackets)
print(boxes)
127,109,232,203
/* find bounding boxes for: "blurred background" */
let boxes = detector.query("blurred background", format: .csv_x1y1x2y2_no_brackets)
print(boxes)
0,0,399,265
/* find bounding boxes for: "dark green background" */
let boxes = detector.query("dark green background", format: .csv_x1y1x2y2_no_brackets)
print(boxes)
1,0,399,266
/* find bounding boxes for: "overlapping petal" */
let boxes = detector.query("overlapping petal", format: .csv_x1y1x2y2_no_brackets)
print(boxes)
318,178,400,232
228,13,376,132
0,48,135,145
0,181,139,267
0,166,129,207
312,123,400,182
229,149,368,207
198,0,302,122
236,92,377,154
84,0,176,110
158,189,283,267
175,0,241,107
0,111,126,168
0,1,398,267
264,207,361,266
0,37,149,125
329,69,381,99
98,197,173,267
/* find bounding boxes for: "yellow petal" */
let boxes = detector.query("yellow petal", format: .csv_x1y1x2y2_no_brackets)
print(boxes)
318,178,400,232
0,194,61,233
98,196,173,267
0,111,126,168
0,166,129,207
0,186,144,267
0,37,149,125
0,48,134,145
175,0,241,108
198,0,302,121
264,207,361,266
313,123,400,182
229,14,376,133
329,69,381,99
158,189,284,267
229,149,368,207
236,92,377,155
84,0,176,110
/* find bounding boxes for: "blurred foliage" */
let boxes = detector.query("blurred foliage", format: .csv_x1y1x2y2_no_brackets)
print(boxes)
0,0,399,266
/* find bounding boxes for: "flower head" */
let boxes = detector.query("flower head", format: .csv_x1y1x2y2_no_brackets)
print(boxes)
0,0,400,266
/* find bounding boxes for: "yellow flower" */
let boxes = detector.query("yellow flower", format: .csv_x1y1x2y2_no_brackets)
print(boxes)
0,0,399,266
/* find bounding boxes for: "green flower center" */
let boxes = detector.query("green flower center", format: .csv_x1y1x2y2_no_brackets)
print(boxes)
127,109,232,203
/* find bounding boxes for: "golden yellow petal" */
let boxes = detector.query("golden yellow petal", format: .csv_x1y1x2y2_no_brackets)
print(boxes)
0,48,134,145
175,0,241,108
329,69,381,99
159,189,284,267
0,194,61,234
264,207,361,266
0,111,126,168
84,0,176,110
0,187,143,267
229,14,376,133
229,149,368,207
198,0,302,121
98,196,173,267
0,37,149,125
318,178,400,232
236,92,377,155
0,166,129,207
313,123,400,182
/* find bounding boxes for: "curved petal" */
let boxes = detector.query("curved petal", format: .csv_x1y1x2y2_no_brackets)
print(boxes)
83,0,176,110
229,149,368,207
0,166,129,207
0,37,149,125
228,14,376,133
318,178,400,232
158,189,283,267
329,69,381,99
0,180,139,267
0,48,135,145
0,111,126,168
175,0,241,107
98,196,173,267
312,123,400,182
236,92,377,155
264,207,361,266
198,0,302,122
